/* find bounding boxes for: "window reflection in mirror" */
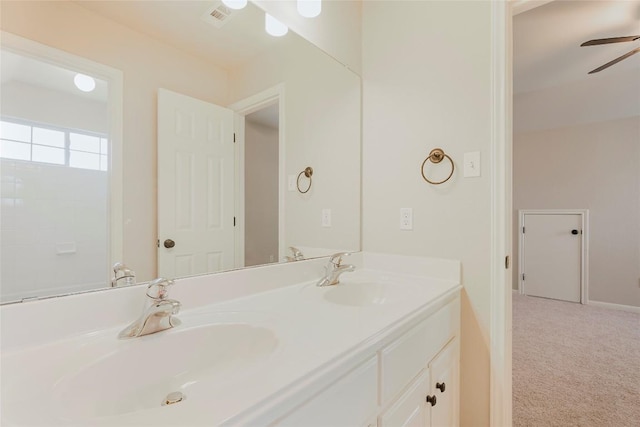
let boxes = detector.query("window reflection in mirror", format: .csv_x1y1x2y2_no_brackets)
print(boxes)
0,51,111,303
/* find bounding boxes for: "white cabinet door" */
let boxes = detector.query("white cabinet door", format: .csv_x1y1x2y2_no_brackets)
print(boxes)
157,88,236,278
429,339,459,427
380,370,429,427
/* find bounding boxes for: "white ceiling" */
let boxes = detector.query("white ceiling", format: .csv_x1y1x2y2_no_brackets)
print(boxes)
513,0,640,95
74,0,280,70
246,103,279,129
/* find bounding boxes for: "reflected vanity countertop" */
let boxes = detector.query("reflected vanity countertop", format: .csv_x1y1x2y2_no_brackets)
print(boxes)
0,253,461,426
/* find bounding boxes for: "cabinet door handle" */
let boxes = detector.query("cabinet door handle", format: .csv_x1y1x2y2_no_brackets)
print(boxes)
426,395,437,406
436,382,446,392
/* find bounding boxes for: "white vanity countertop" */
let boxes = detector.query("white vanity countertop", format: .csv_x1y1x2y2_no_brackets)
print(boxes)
0,254,461,426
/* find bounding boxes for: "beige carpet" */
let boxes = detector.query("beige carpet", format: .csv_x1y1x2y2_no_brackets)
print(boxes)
512,293,640,427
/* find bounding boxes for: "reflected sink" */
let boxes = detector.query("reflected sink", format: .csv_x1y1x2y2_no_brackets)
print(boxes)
52,322,278,420
323,281,419,307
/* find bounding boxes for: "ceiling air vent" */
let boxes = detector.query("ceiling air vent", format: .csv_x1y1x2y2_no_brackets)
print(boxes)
202,2,238,28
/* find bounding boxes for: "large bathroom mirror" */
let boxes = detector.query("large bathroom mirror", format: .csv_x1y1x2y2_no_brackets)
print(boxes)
0,0,361,303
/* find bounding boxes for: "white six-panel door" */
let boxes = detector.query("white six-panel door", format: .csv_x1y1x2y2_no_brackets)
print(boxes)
519,211,586,303
157,89,235,278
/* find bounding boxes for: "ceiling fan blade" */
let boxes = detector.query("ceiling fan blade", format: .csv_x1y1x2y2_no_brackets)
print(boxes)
588,47,640,74
581,36,640,46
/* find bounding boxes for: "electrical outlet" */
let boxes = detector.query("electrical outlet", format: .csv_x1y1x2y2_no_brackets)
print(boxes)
322,209,331,227
400,208,413,230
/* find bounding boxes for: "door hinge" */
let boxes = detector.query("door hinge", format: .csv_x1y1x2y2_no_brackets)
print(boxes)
157,239,160,248
522,273,525,281
233,133,236,143
505,255,510,269
522,227,525,234
233,216,236,227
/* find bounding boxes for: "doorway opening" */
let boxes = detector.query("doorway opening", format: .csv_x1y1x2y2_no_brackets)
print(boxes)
243,103,280,267
230,84,285,269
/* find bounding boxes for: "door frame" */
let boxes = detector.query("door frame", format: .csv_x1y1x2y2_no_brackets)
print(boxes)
518,209,589,304
228,84,285,267
0,31,124,285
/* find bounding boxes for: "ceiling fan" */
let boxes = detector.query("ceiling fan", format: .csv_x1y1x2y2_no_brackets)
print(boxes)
580,35,640,74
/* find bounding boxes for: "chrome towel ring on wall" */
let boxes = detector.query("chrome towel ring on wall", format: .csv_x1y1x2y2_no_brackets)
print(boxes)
297,166,313,193
421,148,454,185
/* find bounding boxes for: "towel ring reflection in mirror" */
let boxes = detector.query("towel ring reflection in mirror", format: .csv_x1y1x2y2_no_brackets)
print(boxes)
421,148,454,185
297,166,313,193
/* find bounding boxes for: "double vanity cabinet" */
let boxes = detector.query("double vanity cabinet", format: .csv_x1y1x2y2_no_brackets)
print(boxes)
273,294,459,427
0,253,461,426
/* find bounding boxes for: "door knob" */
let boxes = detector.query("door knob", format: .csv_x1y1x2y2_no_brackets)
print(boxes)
436,382,446,392
164,239,176,248
571,229,579,235
426,395,437,406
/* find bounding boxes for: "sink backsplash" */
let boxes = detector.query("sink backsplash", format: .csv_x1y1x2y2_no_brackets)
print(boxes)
0,255,347,352
1,252,460,352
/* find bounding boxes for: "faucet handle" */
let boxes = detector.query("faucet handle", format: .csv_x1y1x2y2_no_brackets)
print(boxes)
111,262,136,287
146,278,174,300
329,252,351,267
289,246,304,261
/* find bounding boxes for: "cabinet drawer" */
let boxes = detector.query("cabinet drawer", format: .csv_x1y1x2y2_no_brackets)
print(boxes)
275,356,378,427
380,299,459,404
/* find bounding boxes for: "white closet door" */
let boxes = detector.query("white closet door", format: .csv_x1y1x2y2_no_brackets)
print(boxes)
157,89,235,278
521,213,582,303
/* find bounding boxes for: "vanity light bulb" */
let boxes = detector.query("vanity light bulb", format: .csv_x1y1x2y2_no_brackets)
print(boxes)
297,0,321,18
221,0,247,10
74,73,96,92
265,13,288,37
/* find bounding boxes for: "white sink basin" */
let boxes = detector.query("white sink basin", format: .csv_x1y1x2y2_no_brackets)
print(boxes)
51,322,278,420
323,281,419,307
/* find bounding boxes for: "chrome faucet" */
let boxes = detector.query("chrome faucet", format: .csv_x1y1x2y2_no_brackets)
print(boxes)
118,278,181,339
111,262,136,287
285,246,305,262
316,252,355,287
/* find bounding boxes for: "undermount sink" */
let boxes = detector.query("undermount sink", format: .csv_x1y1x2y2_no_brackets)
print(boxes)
323,281,419,307
51,322,278,421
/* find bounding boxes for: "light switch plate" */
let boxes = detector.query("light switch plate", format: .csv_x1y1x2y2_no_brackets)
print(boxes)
463,151,481,177
322,209,331,227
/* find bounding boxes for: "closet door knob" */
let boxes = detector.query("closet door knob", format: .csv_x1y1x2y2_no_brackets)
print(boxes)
571,229,579,235
436,382,446,392
164,239,176,248
426,395,437,406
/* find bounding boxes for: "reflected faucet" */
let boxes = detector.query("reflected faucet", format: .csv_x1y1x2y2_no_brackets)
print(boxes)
316,252,355,287
111,262,136,287
118,278,181,339
285,246,305,262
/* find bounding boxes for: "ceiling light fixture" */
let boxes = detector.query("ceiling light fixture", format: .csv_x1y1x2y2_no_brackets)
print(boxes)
297,0,321,18
265,13,288,37
74,73,96,92
221,0,247,10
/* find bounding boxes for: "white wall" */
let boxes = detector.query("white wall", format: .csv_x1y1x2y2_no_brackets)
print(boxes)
229,33,361,255
0,0,230,282
245,119,279,267
513,116,640,307
252,0,362,74
362,1,493,424
514,66,640,133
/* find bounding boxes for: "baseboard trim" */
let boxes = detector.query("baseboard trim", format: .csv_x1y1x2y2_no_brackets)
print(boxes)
588,300,640,314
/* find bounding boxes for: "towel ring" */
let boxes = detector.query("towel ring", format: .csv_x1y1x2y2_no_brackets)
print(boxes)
421,148,454,185
297,167,313,193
